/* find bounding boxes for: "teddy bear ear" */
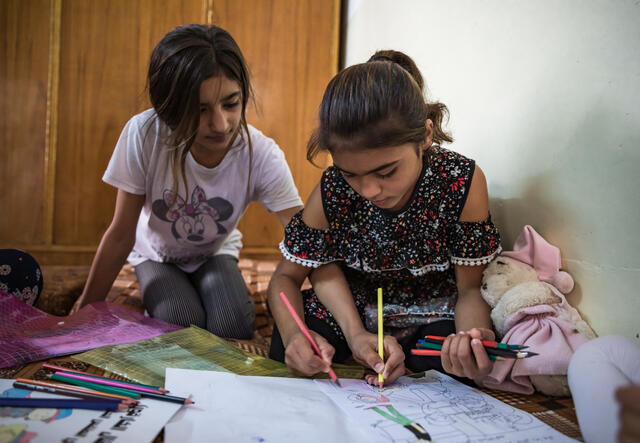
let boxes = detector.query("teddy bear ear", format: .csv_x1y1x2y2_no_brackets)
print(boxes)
550,271,574,294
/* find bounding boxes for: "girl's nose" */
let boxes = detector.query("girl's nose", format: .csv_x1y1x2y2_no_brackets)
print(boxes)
360,177,382,200
209,109,229,133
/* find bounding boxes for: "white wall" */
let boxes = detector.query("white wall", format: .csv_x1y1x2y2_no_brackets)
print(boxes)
345,0,640,342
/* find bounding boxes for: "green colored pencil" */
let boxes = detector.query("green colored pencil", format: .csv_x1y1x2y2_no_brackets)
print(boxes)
49,374,140,399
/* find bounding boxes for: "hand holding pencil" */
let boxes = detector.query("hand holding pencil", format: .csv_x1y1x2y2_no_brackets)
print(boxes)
279,292,340,385
439,328,497,381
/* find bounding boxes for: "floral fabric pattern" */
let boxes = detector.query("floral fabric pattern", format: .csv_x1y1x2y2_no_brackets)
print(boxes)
280,147,501,337
0,249,42,306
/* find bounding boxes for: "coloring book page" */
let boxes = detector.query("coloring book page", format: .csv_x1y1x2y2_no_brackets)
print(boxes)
0,379,181,443
316,371,577,442
164,368,577,443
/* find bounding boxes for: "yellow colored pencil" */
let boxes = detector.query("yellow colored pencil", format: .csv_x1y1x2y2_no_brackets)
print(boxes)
378,287,384,391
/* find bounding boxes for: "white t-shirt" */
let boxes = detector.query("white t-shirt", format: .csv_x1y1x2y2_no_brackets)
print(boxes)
103,109,302,272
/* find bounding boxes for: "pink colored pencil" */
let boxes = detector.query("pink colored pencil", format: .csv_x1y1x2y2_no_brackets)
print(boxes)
54,372,160,394
42,363,168,393
279,292,341,387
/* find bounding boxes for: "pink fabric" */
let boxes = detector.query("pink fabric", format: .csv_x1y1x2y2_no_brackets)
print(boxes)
0,292,182,368
502,225,562,284
483,302,589,394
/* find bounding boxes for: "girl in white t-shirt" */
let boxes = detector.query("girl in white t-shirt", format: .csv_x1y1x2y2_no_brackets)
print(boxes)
72,25,303,339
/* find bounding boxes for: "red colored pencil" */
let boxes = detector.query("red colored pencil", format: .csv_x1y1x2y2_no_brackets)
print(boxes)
411,349,505,361
279,292,341,387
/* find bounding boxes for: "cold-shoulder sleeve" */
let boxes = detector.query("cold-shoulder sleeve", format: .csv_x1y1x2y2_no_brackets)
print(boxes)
279,210,344,268
448,216,502,266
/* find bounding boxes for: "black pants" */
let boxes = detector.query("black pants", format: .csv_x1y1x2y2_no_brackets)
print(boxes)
269,316,458,374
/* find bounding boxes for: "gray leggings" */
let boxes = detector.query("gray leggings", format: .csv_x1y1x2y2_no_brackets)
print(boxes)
135,255,255,339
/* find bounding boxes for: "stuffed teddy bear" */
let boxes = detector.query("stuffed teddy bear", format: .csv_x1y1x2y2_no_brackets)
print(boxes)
480,225,596,396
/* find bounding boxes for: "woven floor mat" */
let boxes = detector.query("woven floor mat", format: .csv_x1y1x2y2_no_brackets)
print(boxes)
25,261,582,441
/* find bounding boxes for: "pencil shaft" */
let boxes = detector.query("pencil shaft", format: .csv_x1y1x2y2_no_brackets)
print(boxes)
420,338,526,357
0,397,123,410
423,335,526,350
410,349,500,361
17,378,134,402
377,287,384,386
136,390,190,404
56,372,159,394
58,370,163,392
42,363,162,390
13,381,131,403
278,291,340,385
50,374,140,399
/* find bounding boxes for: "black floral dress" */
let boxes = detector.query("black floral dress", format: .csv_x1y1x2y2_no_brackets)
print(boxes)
280,147,501,340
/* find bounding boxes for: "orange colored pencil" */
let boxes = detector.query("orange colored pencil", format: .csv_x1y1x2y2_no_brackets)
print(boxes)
16,378,137,403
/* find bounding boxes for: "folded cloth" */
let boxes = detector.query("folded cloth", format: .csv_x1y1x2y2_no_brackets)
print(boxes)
483,286,590,394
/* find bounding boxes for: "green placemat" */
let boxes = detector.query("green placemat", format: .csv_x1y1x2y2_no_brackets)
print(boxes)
73,326,364,386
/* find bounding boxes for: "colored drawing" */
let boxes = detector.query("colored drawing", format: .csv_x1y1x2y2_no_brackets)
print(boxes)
0,379,180,443
0,424,37,443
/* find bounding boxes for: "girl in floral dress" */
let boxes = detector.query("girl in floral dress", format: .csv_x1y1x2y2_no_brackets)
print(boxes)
268,50,502,386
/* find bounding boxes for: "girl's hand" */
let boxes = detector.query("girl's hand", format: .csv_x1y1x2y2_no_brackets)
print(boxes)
284,330,336,377
440,327,495,382
348,331,405,386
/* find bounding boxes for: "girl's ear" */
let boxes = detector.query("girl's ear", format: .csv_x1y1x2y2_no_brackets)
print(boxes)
424,119,434,149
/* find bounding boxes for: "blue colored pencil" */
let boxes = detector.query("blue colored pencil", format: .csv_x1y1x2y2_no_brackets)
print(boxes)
0,397,126,411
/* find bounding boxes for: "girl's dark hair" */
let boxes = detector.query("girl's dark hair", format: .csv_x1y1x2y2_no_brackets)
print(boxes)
148,24,253,192
307,50,452,164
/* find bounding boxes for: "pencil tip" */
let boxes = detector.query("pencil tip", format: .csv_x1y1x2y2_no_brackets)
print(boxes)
185,399,194,405
335,379,341,388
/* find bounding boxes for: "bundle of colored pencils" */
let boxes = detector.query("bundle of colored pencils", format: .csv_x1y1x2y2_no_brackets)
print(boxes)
411,335,537,361
2,363,193,411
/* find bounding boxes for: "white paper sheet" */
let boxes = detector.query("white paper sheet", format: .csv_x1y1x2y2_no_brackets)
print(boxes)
165,369,577,443
164,369,372,443
0,379,181,442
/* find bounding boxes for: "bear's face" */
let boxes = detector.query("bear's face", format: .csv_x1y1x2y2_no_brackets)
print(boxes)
481,257,539,308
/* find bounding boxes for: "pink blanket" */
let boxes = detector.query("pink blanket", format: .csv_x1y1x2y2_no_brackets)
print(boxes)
483,303,589,394
0,291,182,368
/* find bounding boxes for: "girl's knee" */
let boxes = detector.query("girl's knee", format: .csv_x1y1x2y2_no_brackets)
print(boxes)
146,301,206,329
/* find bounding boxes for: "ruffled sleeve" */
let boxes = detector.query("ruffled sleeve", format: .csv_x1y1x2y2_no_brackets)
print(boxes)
448,216,502,266
279,211,344,268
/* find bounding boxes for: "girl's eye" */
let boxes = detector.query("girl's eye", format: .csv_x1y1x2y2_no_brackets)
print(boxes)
200,107,208,114
340,171,355,179
224,102,240,109
378,168,397,179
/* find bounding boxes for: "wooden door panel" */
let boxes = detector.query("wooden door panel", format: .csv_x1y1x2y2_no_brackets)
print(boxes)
53,0,204,245
211,0,340,254
0,0,50,245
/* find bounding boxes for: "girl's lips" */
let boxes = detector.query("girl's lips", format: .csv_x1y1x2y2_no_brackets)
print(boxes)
207,134,227,142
